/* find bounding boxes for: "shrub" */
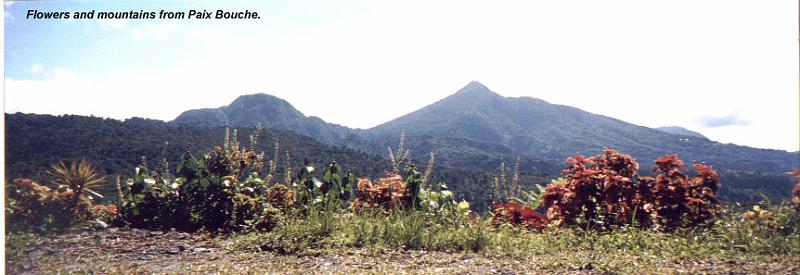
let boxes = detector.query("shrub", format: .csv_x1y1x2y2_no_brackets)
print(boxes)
790,171,800,207
352,173,408,212
120,149,279,232
649,155,722,228
6,160,113,231
490,202,548,232
542,149,646,228
541,149,722,230
118,134,356,233
5,177,113,231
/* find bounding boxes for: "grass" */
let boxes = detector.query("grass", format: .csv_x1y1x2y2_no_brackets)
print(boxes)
222,204,799,273
7,204,800,273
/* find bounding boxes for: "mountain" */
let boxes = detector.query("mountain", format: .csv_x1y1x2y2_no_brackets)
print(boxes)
170,81,798,174
656,126,707,139
26,82,800,202
162,81,800,202
172,94,358,144
171,81,798,174
368,81,798,173
9,81,796,205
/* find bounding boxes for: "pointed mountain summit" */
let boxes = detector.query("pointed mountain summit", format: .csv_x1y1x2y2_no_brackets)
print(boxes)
370,81,520,145
368,82,797,172
170,82,797,174
442,81,504,103
451,81,500,97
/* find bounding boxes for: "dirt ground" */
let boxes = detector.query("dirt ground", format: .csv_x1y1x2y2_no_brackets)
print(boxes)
6,228,799,274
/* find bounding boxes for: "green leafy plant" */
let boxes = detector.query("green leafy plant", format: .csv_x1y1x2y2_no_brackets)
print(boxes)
118,128,362,233
321,160,355,203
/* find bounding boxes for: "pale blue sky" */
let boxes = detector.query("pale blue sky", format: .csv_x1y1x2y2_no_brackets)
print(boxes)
4,1,799,151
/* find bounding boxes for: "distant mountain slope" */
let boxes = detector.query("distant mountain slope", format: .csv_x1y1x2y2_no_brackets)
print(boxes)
171,82,797,174
656,126,707,139
5,113,388,188
367,81,798,173
172,94,358,144
5,113,507,210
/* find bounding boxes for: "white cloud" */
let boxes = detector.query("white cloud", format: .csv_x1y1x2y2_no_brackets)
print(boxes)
28,64,43,75
695,112,751,128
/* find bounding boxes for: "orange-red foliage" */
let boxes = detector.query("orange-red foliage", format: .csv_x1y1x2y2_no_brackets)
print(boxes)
7,178,97,229
542,149,722,229
491,202,548,232
92,204,119,223
351,173,410,212
266,184,296,209
790,171,800,206
543,149,647,227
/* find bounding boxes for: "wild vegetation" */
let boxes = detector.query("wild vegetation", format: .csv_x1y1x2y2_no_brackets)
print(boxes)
6,152,799,273
7,112,796,210
5,116,800,273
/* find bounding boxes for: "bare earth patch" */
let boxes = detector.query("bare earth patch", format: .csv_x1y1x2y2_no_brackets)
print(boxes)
6,228,799,274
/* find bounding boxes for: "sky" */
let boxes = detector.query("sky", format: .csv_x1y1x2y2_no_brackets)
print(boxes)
3,1,799,152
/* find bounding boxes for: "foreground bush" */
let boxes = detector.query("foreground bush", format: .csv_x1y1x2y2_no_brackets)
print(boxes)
541,149,722,230
490,202,548,232
5,160,116,231
120,148,301,232
791,171,800,207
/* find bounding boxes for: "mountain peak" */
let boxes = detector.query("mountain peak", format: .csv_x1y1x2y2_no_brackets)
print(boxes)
465,80,487,89
447,81,503,102
171,92,354,144
229,93,286,106
457,81,493,93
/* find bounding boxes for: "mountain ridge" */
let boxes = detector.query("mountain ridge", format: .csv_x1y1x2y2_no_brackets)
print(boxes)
172,93,359,144
171,82,798,174
656,126,708,139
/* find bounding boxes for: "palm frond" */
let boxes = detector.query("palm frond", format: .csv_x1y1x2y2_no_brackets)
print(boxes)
49,159,106,201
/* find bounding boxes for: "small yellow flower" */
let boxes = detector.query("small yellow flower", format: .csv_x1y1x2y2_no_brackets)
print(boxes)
457,200,470,210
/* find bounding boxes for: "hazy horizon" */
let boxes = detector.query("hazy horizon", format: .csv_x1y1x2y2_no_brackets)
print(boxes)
4,1,798,151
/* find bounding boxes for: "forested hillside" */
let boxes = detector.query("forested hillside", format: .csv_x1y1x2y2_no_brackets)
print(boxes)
7,113,545,210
